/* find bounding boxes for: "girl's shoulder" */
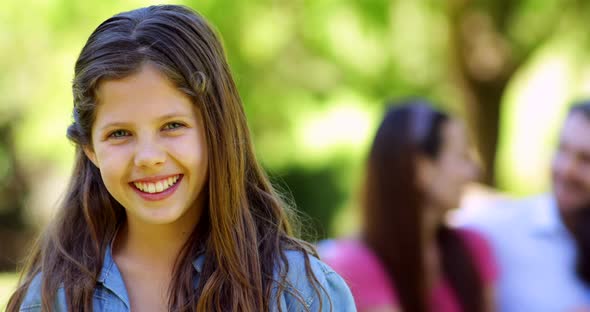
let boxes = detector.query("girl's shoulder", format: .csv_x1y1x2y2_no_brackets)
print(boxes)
275,249,356,312
455,227,498,284
16,273,41,311
317,239,398,309
17,273,67,312
317,239,377,269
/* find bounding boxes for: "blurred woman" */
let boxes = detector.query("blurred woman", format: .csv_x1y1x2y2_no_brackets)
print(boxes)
320,100,497,312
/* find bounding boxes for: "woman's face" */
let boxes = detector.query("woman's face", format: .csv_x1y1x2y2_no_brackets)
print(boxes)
418,120,479,214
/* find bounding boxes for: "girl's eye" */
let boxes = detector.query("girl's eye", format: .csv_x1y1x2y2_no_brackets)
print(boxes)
108,130,130,139
162,122,185,131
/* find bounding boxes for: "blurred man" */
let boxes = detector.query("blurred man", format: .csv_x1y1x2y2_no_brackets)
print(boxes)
457,101,590,312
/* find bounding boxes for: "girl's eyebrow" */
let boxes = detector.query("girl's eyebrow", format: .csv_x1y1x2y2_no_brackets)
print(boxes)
99,121,132,132
157,112,192,121
98,112,192,132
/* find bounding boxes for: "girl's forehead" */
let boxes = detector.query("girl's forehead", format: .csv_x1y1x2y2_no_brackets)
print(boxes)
96,65,174,98
93,65,198,126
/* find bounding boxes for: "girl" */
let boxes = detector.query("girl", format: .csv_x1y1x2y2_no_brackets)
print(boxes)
7,5,355,312
319,101,497,312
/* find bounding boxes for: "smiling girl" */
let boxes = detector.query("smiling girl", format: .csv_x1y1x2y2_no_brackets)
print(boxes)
7,5,354,312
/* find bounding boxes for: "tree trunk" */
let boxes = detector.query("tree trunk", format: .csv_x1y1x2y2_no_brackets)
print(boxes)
447,2,517,186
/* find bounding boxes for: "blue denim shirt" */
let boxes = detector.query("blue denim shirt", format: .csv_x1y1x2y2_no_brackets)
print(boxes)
19,246,356,311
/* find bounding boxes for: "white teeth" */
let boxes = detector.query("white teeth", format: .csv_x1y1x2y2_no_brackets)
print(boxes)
155,181,164,192
133,175,180,194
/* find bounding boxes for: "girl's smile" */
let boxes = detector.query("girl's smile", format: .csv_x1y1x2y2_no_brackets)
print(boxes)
130,174,184,201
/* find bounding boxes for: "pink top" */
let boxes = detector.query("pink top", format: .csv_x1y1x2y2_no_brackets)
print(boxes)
319,229,497,311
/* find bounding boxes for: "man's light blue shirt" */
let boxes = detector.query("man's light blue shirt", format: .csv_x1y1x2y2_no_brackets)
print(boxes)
456,194,590,312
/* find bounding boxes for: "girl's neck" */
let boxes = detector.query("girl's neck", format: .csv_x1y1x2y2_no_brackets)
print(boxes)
110,215,200,312
113,208,201,269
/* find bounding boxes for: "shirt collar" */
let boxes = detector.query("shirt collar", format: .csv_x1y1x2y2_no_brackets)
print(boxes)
97,245,131,309
97,245,206,296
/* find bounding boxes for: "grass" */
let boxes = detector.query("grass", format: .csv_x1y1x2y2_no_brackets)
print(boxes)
0,272,18,310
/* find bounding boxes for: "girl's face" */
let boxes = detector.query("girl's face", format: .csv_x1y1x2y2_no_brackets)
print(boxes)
85,64,209,228
418,120,479,214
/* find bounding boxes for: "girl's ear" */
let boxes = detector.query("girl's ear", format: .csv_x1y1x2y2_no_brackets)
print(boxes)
83,146,99,168
415,155,435,190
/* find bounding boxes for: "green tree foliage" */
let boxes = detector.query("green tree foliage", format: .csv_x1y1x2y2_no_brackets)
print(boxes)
3,0,590,269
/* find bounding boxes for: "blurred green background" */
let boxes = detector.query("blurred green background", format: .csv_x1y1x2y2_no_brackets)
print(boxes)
3,0,590,307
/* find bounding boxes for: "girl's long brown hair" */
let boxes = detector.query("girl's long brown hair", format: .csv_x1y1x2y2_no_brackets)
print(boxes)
362,101,484,312
7,5,326,311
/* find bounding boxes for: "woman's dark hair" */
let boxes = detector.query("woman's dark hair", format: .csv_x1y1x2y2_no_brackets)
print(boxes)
362,99,484,312
7,5,327,312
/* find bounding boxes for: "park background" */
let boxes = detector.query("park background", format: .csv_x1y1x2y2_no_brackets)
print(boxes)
3,0,590,308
